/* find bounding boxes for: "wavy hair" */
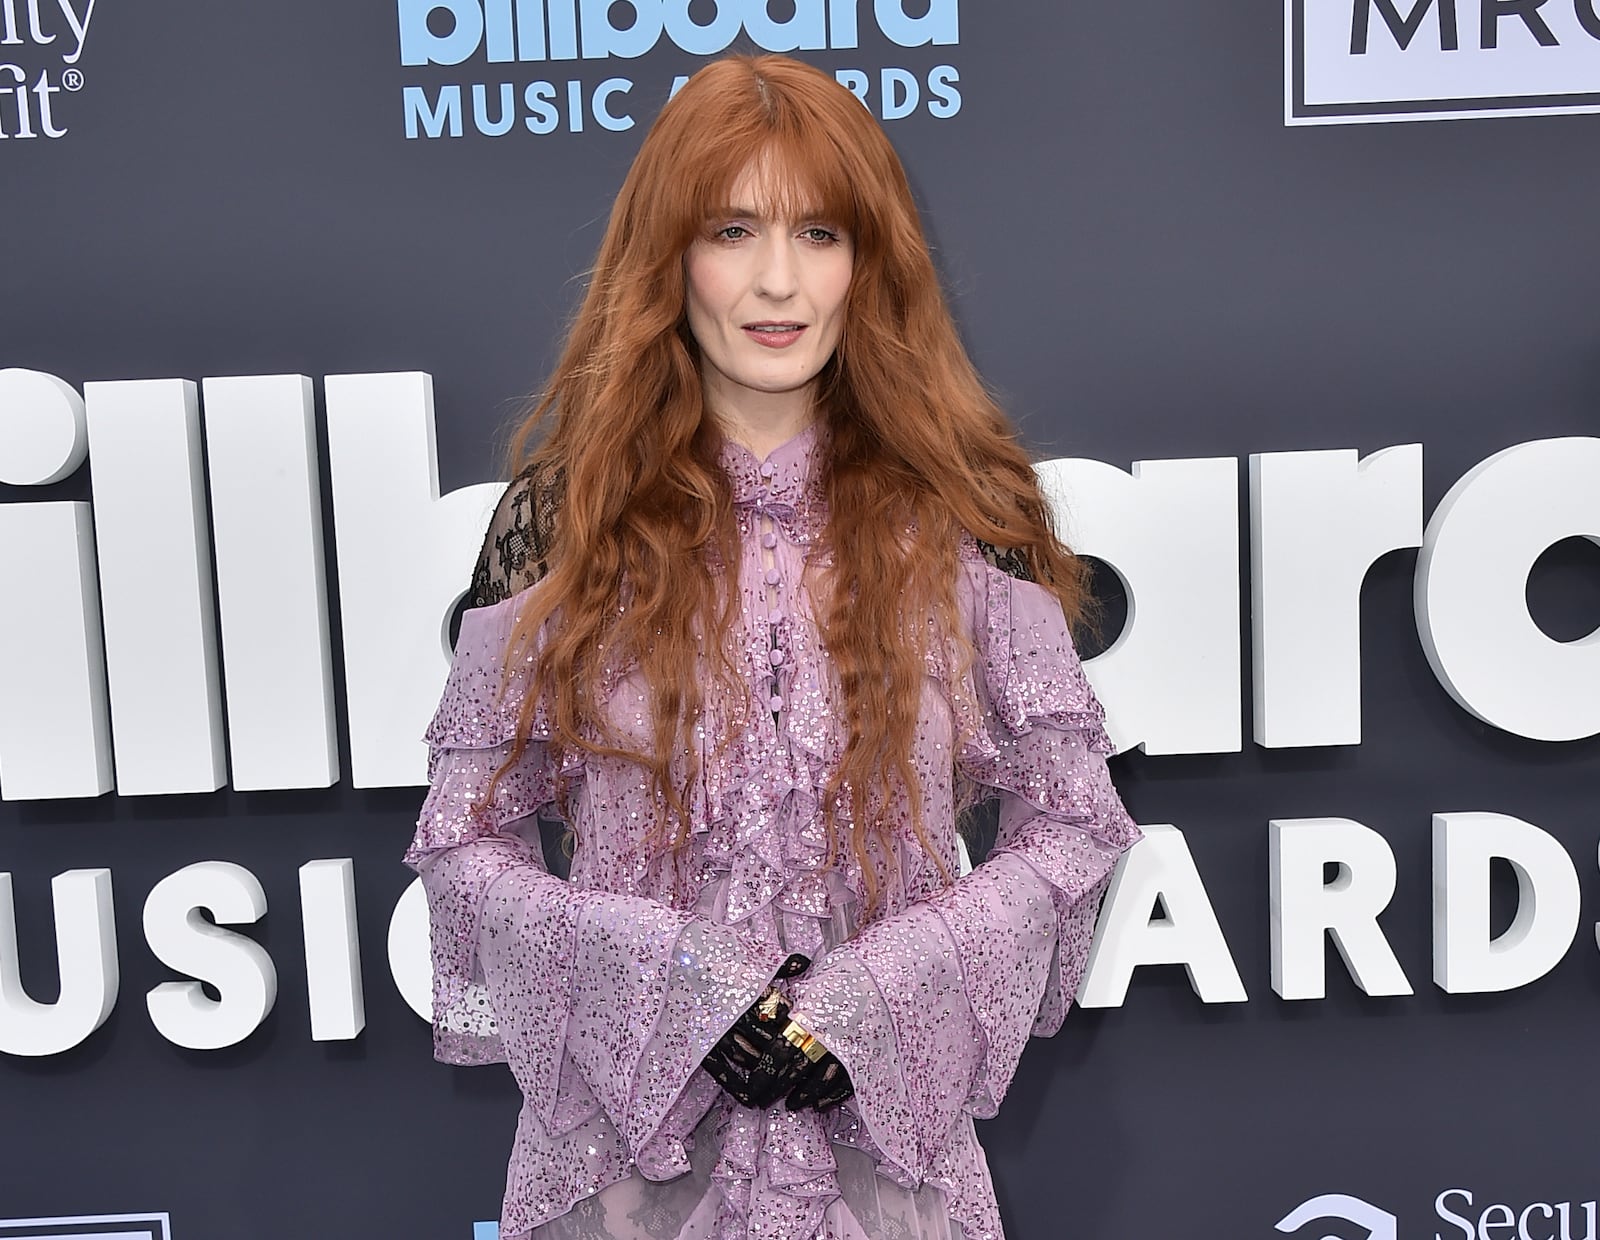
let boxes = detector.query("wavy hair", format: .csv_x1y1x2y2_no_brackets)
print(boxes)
494,54,1090,912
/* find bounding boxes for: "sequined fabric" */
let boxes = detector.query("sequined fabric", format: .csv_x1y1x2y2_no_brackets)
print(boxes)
404,421,1142,1240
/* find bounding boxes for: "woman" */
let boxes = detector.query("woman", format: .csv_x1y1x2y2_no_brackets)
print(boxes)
405,53,1140,1240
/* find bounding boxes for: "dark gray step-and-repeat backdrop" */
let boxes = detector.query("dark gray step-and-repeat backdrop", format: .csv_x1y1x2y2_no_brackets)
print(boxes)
4,3,1600,1238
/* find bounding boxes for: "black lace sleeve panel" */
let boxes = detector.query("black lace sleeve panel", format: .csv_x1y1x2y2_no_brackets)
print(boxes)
973,538,1035,583
466,462,564,609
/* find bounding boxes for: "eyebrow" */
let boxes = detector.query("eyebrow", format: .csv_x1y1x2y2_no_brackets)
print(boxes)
715,204,832,224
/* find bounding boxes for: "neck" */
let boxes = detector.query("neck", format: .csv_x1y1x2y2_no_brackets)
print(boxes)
705,382,818,459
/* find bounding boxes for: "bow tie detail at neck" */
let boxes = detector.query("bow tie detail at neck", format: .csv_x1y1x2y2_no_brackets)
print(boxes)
717,420,829,514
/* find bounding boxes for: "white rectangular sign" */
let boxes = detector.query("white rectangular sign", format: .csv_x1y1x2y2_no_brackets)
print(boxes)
0,1216,171,1240
1287,0,1600,124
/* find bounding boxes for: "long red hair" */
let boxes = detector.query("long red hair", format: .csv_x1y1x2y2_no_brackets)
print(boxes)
496,54,1090,911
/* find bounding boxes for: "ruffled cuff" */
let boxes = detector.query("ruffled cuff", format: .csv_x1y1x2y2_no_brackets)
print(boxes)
784,822,1119,1189
414,834,538,1066
930,837,1116,1114
476,868,786,1176
783,901,978,1188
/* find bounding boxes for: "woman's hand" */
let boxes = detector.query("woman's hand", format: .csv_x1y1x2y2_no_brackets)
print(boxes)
701,953,854,1112
701,953,812,1108
778,1022,855,1112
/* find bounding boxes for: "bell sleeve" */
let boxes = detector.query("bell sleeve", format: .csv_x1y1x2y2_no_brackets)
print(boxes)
783,559,1141,1189
403,591,787,1174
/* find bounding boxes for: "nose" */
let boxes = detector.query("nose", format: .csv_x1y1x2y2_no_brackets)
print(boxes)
753,233,798,301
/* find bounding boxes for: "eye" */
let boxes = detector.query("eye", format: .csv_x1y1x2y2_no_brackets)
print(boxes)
715,224,751,241
801,226,840,244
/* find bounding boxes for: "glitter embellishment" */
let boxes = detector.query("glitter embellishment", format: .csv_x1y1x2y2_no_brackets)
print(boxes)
404,420,1141,1240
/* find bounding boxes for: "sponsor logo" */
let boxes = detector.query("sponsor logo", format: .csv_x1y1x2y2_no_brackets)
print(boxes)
1286,0,1600,125
0,1213,172,1239
395,0,963,138
1277,1194,1398,1240
0,0,98,139
1278,1188,1600,1239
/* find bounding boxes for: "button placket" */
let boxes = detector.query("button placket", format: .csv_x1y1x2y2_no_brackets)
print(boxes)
756,460,788,724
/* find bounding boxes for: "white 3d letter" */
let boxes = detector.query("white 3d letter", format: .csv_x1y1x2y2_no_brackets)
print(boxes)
1416,438,1600,741
1078,824,1247,1006
1270,817,1412,1000
1251,445,1422,747
203,375,338,790
85,379,226,794
388,876,432,1020
1433,812,1580,993
0,368,112,799
0,869,119,1056
325,372,505,787
143,861,277,1049
299,858,365,1041
1036,457,1241,756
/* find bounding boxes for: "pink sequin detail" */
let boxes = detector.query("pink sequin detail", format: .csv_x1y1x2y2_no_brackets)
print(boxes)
405,422,1141,1240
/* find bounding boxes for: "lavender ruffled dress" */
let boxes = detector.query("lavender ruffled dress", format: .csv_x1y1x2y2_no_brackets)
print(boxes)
403,423,1141,1240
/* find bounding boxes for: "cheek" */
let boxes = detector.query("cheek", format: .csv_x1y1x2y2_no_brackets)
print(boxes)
820,256,853,325
814,263,854,347
683,262,711,324
685,250,735,324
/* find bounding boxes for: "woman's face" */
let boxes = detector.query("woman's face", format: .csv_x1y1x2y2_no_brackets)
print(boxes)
684,160,854,426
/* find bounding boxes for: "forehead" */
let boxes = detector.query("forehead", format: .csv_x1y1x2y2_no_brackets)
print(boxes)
716,152,837,222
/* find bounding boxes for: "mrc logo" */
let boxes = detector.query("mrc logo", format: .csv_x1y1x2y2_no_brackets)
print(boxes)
395,0,964,138
1286,0,1600,125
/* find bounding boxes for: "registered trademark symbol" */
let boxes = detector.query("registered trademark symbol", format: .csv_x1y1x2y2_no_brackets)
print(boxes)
62,69,84,91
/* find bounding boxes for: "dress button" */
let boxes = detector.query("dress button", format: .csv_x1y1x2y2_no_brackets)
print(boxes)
768,694,784,712
764,567,781,586
769,648,786,667
759,462,776,479
770,609,787,625
762,532,778,549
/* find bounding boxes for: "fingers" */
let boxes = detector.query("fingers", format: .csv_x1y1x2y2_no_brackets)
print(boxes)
815,1062,856,1113
782,1055,832,1111
702,1046,759,1108
744,1041,809,1109
721,1036,760,1073
783,1054,855,1113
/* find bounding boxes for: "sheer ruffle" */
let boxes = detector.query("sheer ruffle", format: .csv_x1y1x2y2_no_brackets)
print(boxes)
478,866,786,1236
777,552,1139,1240
406,589,567,1066
406,595,787,1232
404,450,1140,1240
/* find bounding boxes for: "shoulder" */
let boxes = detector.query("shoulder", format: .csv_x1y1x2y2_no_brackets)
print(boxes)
954,529,1079,663
493,459,565,545
468,460,566,610
957,529,1036,583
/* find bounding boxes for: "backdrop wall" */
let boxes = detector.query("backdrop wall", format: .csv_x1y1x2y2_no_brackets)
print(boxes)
3,3,1600,1238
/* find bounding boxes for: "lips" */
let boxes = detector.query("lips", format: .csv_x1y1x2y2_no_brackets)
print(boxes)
742,322,806,348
